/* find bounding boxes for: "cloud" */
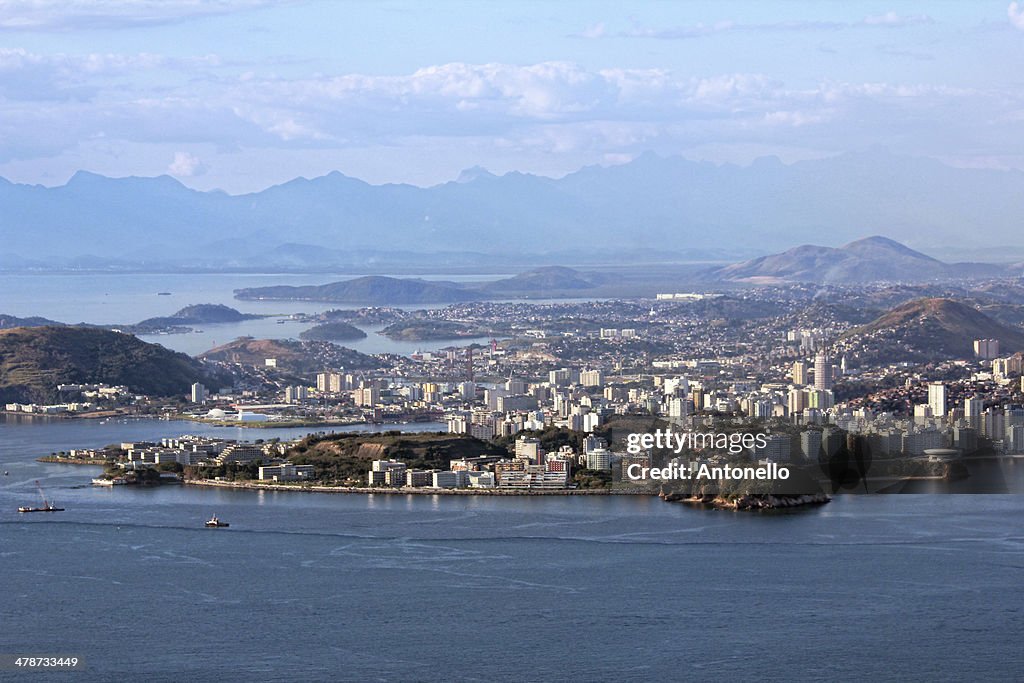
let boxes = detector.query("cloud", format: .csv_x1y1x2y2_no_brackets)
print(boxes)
576,22,605,39
167,151,207,177
0,56,1019,184
1010,2,1024,30
586,12,935,40
862,12,933,27
0,0,281,31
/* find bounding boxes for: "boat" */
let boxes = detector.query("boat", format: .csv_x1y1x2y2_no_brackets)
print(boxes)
91,477,127,486
157,292,172,296
19,481,64,513
205,515,229,528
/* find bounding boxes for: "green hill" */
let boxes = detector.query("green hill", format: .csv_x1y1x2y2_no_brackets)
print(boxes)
840,297,1024,362
199,337,385,373
0,326,222,403
285,432,509,483
299,322,368,342
136,303,259,327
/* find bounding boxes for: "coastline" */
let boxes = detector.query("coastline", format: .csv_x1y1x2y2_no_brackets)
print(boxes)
185,479,649,496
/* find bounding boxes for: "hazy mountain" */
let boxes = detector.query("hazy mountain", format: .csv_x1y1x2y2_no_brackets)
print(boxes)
840,298,1024,362
481,266,601,293
5,151,1024,267
0,326,223,403
0,314,64,329
234,276,478,304
711,236,1010,283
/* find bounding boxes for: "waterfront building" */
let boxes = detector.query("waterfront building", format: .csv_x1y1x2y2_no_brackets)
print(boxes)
586,447,612,470
258,463,315,482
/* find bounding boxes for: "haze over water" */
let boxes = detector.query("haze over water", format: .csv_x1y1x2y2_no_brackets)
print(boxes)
0,272,507,356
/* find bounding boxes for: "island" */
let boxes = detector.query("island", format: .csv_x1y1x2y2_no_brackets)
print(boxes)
299,322,368,341
379,320,491,341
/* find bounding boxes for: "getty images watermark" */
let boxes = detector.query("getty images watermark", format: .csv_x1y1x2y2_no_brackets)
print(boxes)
623,428,790,481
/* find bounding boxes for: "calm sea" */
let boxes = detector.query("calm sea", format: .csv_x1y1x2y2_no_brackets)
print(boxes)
1,418,1022,681
0,272,600,356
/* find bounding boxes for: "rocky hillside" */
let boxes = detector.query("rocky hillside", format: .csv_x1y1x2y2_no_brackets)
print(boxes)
840,298,1024,361
0,326,222,403
199,337,385,373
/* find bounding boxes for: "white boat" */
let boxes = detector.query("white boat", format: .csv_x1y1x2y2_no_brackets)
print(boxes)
205,515,229,528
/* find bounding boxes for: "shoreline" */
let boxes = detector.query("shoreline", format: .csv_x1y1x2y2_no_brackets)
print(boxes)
185,479,649,496
176,415,440,430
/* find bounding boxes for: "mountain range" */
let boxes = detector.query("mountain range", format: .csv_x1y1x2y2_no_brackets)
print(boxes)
710,236,1018,284
5,150,1024,269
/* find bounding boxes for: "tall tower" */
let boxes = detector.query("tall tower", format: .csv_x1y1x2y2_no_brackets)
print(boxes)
927,382,947,418
792,361,808,386
813,353,833,391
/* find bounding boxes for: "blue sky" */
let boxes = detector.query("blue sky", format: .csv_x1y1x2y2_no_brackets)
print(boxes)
1,0,1022,192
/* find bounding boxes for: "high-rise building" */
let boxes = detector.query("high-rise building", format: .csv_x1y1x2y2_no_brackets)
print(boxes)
974,339,1000,360
927,382,947,418
586,447,612,470
190,382,207,404
792,361,808,386
813,353,833,391
285,385,308,404
800,430,822,463
355,384,380,407
964,397,983,430
515,436,543,465
787,388,808,416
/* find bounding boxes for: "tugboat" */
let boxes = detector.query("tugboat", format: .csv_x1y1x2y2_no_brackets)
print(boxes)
18,481,64,513
205,515,229,528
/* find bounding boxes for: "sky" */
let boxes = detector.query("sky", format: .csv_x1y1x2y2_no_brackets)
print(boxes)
0,0,1022,193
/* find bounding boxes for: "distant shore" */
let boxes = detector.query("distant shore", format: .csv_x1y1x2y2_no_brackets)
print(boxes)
177,415,438,429
185,479,648,496
37,456,109,465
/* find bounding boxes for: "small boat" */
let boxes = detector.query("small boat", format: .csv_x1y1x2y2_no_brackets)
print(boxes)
157,292,172,296
19,481,64,513
18,504,64,513
205,515,229,528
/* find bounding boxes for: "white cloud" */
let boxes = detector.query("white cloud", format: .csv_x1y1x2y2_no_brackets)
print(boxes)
577,22,605,39
1010,2,1024,30
862,12,933,27
0,56,1019,185
167,151,207,177
596,12,934,40
0,0,281,31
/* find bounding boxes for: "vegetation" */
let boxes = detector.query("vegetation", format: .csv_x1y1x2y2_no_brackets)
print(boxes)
199,337,385,373
0,325,224,403
841,297,1024,362
299,322,368,341
282,431,509,484
380,320,489,341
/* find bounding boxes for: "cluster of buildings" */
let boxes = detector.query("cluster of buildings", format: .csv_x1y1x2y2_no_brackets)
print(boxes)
363,435,621,490
5,383,135,415
92,436,316,482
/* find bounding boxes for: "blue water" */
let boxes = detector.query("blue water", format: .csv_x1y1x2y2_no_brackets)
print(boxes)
1,419,1022,681
0,272,597,356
